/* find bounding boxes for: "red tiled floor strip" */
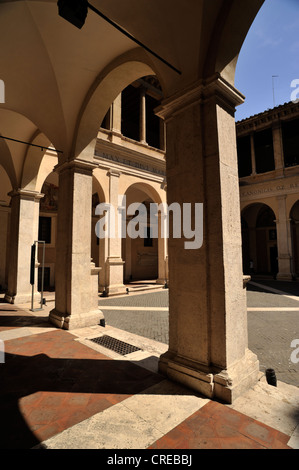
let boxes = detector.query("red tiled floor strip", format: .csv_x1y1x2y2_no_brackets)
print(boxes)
149,401,291,450
1,329,164,449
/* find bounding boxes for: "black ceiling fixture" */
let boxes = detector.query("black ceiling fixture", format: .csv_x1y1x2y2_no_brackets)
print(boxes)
57,0,182,75
57,0,88,29
0,135,63,154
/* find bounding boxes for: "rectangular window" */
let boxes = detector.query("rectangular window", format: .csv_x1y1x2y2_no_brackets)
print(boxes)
282,118,299,168
38,216,52,244
254,128,275,174
237,135,252,177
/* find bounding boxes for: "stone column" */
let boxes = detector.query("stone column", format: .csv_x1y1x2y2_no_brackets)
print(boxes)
156,76,259,404
250,134,256,175
5,189,43,304
49,159,104,329
140,86,147,145
273,124,284,171
105,170,126,295
111,93,122,135
276,195,292,280
124,222,132,282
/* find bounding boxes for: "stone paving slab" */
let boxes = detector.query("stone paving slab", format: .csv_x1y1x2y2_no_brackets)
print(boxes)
99,290,169,308
149,401,291,450
97,284,299,387
1,283,299,449
0,306,298,450
0,329,164,449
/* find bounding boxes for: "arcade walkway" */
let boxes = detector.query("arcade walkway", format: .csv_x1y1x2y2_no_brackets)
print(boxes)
0,297,298,450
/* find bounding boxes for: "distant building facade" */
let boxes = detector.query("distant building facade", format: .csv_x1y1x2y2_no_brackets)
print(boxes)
237,101,299,280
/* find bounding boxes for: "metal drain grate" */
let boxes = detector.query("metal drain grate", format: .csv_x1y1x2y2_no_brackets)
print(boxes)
89,335,142,356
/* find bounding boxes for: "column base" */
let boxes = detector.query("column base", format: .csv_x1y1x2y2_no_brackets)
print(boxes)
158,349,259,404
106,285,127,296
156,278,168,286
106,257,126,296
5,290,41,305
276,273,293,281
49,308,105,330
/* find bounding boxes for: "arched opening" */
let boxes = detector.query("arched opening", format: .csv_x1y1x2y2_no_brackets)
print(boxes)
38,170,59,292
242,203,278,276
122,182,165,285
74,58,158,159
91,176,106,291
37,167,107,295
290,200,299,277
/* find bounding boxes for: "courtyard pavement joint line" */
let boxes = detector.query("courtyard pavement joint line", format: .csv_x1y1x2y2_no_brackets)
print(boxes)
99,306,169,311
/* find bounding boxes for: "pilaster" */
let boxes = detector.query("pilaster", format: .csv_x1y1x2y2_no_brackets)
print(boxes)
276,195,293,280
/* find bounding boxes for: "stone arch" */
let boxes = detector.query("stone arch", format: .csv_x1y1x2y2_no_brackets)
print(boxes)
241,200,278,224
290,200,299,276
21,132,58,192
0,137,17,190
203,0,264,84
122,181,163,205
73,51,161,160
241,202,278,275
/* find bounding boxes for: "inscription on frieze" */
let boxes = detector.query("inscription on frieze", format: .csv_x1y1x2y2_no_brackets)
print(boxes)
241,181,299,199
95,151,166,177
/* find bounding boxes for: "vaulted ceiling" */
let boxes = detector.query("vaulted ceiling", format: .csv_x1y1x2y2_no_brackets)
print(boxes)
0,0,263,185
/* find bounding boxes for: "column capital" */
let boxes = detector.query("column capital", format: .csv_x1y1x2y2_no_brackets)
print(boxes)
8,189,44,201
156,74,244,121
55,158,98,176
107,169,121,178
276,194,287,202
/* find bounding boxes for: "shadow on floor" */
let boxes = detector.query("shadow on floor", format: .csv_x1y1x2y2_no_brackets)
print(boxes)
0,328,200,449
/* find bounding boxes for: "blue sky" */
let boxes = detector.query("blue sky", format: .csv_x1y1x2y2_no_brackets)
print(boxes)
235,0,299,121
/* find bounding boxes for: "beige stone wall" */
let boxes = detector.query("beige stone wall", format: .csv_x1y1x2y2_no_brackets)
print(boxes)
238,103,299,279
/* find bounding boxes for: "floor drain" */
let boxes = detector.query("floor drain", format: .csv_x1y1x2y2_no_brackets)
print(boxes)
89,335,142,356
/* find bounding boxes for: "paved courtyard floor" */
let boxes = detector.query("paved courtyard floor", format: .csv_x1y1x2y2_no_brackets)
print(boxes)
99,279,299,387
0,279,298,451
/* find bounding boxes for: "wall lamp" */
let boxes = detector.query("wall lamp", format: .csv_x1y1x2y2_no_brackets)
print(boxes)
57,0,182,75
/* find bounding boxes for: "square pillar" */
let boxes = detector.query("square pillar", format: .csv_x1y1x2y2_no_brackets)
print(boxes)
49,159,104,330
276,195,292,280
156,76,259,404
5,189,43,304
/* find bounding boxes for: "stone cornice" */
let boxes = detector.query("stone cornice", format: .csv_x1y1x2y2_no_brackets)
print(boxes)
155,74,244,121
236,101,299,135
55,158,98,175
8,189,44,201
